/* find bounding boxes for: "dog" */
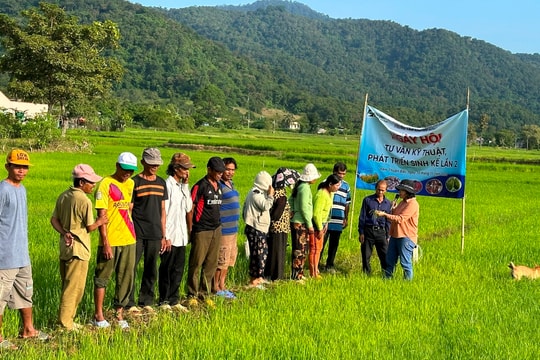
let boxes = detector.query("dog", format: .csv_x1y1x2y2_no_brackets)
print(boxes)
508,262,540,280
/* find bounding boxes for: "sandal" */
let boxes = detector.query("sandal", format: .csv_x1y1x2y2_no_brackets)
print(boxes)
19,330,50,341
0,339,18,350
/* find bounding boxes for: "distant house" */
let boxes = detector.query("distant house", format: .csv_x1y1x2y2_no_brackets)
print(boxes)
0,91,47,119
289,121,300,130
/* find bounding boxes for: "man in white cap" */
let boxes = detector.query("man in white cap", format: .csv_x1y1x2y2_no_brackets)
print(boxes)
51,164,108,331
127,148,168,314
0,150,49,349
92,152,138,329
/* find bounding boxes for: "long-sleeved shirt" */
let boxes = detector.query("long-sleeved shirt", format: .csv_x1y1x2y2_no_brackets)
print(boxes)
358,194,392,235
387,197,419,243
289,182,313,228
312,188,333,231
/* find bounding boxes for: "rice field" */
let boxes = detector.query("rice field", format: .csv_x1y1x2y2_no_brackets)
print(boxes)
1,128,539,359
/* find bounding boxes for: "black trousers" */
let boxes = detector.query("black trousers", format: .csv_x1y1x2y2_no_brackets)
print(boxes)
128,238,161,307
265,231,288,281
322,230,342,268
158,245,186,306
361,227,388,275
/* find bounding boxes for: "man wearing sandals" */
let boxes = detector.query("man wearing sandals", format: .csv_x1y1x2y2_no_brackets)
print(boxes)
92,152,138,329
0,150,49,350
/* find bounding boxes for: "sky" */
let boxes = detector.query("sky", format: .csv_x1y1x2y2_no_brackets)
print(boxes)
128,0,540,54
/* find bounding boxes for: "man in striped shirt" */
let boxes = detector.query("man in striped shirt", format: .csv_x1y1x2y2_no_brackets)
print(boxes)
321,162,351,273
214,158,240,299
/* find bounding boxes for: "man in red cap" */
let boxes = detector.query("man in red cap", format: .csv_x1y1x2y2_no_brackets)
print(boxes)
51,164,108,331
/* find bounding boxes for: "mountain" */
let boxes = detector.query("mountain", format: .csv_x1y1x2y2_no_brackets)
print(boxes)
1,0,540,138
164,1,540,131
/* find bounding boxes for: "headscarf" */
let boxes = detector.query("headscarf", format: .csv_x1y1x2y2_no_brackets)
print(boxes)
272,167,300,189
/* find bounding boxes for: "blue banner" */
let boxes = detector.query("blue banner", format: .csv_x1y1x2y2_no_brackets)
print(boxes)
356,106,468,199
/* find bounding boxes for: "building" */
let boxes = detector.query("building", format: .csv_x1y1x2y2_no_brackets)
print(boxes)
0,91,47,119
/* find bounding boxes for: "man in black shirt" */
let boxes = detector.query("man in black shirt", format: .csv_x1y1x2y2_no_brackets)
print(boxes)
186,157,225,302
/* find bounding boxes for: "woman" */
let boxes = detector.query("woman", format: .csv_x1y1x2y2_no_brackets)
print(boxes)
311,174,341,278
289,163,321,280
243,171,274,287
266,168,299,281
375,179,420,280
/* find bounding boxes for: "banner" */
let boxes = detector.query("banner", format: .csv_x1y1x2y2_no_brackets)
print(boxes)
356,106,468,199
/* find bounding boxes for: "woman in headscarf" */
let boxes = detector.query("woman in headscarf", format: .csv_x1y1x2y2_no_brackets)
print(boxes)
265,168,299,281
243,171,274,287
289,163,321,281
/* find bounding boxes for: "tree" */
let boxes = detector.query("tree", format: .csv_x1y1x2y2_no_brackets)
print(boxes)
0,2,123,129
521,124,540,150
478,113,490,146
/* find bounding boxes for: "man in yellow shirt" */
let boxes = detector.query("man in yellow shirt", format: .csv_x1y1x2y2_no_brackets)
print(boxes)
92,152,138,329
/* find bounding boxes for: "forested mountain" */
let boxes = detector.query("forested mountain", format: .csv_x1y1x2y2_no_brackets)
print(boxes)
1,0,540,139
165,1,540,132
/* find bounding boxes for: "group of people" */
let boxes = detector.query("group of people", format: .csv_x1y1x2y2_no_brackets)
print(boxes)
0,148,419,349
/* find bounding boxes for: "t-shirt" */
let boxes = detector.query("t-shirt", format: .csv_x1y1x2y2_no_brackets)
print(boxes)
191,176,222,232
219,180,240,235
0,181,30,269
95,176,136,246
327,179,351,232
52,186,95,261
131,175,168,240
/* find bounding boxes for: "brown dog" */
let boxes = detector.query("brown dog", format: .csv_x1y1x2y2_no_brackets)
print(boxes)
508,262,540,280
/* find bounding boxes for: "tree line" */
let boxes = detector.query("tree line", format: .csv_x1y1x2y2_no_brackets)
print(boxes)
0,0,539,147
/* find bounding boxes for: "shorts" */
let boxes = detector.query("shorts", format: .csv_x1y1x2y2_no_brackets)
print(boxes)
0,265,33,314
217,234,238,269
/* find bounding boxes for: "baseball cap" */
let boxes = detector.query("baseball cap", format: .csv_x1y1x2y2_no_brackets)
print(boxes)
207,156,226,172
171,153,196,168
6,149,31,166
72,164,102,183
142,147,163,166
117,152,138,171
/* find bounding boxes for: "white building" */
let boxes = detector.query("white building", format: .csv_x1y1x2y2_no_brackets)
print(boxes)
0,91,47,118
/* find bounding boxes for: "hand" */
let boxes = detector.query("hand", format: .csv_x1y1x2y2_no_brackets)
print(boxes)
98,214,108,226
64,232,74,247
268,185,274,197
374,210,386,217
160,238,171,254
359,234,364,244
342,218,348,229
102,243,113,260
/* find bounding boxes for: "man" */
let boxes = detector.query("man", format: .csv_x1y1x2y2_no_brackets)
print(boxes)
158,153,194,312
214,157,240,299
358,179,392,275
127,148,168,314
186,156,225,304
51,164,107,331
93,152,138,329
320,162,351,273
0,150,49,350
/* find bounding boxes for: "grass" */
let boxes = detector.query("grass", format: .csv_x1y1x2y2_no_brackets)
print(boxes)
1,128,539,359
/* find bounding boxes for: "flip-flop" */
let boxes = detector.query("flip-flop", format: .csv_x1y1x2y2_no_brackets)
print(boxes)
0,339,18,350
19,330,50,341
